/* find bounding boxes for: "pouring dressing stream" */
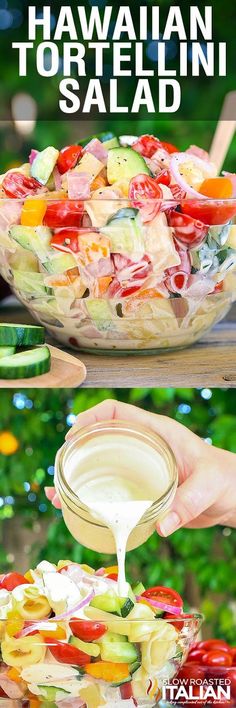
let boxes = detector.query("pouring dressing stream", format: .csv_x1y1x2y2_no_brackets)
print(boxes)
55,421,178,595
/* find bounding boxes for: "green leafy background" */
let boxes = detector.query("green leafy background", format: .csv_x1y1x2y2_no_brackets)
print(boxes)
0,387,235,643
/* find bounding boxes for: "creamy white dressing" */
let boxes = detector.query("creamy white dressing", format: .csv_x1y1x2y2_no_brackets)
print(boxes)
76,475,153,596
60,429,173,596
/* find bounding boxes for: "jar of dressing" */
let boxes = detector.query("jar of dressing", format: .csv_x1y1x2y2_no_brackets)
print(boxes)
55,420,178,555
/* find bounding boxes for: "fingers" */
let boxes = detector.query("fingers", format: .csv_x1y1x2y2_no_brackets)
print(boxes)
65,399,203,479
45,487,61,509
157,460,220,536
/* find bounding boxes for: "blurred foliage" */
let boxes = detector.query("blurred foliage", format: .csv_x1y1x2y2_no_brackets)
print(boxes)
0,0,235,121
0,0,235,170
0,387,235,642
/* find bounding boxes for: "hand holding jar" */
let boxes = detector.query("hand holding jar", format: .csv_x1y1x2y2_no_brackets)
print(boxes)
45,399,236,535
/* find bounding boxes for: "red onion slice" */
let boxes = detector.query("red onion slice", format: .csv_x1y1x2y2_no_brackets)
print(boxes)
136,595,182,616
170,153,215,199
18,589,95,637
53,166,62,191
29,149,38,165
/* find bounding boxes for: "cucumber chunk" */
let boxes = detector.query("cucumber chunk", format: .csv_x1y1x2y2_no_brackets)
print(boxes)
10,225,52,262
100,639,138,663
132,581,145,596
38,686,70,701
80,131,118,148
30,146,59,185
107,208,138,223
0,346,51,379
90,592,121,615
120,598,134,618
69,635,100,657
107,147,150,184
0,346,16,359
0,324,45,346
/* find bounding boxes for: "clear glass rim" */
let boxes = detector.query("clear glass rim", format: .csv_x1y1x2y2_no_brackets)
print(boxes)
55,419,178,524
0,612,204,626
0,197,236,204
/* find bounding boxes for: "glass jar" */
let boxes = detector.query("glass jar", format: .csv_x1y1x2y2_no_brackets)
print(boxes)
55,420,178,554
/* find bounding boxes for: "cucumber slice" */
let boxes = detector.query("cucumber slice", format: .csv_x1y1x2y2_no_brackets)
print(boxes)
100,632,127,644
102,215,144,254
132,582,145,596
0,324,45,346
120,598,134,618
111,675,132,688
130,659,142,675
38,686,70,702
13,271,52,297
107,147,150,184
100,639,138,664
10,225,52,262
107,208,138,223
69,635,100,657
90,592,121,615
80,131,118,148
0,346,51,379
0,346,16,358
42,252,76,274
30,146,59,185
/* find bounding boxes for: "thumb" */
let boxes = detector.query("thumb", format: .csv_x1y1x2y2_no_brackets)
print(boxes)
157,462,218,536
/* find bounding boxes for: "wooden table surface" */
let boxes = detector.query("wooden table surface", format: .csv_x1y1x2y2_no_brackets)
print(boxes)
0,301,236,388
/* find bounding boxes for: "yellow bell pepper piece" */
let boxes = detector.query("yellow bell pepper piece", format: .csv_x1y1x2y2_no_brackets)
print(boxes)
80,564,95,575
39,625,66,640
104,565,118,575
21,198,47,227
24,570,34,583
7,667,22,683
6,617,24,637
57,559,73,570
85,661,130,682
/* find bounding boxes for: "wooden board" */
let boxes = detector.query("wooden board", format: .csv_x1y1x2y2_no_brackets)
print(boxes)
0,303,235,388
0,344,86,388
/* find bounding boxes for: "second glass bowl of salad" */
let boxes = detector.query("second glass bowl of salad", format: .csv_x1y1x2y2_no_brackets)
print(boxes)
0,132,236,354
0,560,203,707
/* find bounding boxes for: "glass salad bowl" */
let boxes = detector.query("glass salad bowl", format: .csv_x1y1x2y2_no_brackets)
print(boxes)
0,561,203,707
0,615,203,707
0,195,236,354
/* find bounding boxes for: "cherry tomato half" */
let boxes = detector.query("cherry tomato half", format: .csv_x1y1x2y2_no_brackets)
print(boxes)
43,200,84,228
160,141,179,154
129,174,162,221
142,585,183,609
57,145,83,174
155,170,171,187
168,210,208,247
0,572,29,591
230,647,236,665
132,134,161,158
2,172,41,199
106,573,118,580
69,619,107,642
202,650,233,667
197,640,231,653
50,228,80,253
226,667,236,698
164,612,194,632
177,663,205,682
45,637,91,666
181,199,236,226
188,648,206,663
